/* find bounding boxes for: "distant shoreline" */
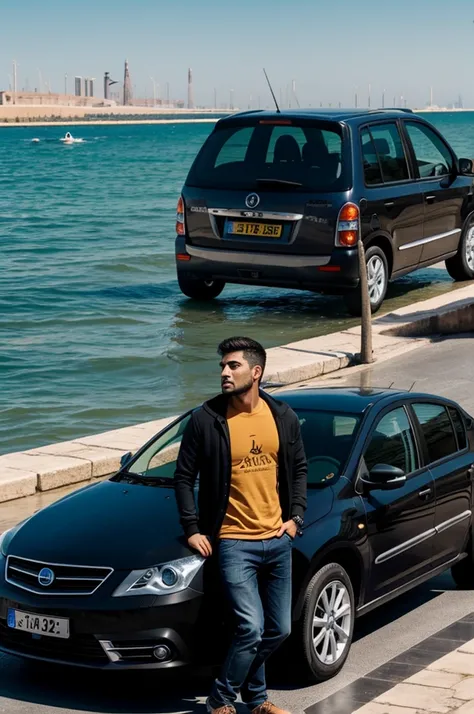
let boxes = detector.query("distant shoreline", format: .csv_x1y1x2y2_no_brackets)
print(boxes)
1,107,474,128
0,118,221,128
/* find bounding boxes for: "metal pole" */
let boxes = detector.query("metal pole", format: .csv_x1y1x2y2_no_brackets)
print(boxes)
357,239,373,364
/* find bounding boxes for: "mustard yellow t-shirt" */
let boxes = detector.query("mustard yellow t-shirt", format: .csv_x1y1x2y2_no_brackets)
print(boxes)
219,399,282,540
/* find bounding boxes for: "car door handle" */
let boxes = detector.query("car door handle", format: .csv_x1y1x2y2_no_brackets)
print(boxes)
384,201,395,209
418,488,432,498
425,195,436,204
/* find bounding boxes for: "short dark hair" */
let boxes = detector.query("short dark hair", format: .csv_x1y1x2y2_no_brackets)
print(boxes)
217,336,267,377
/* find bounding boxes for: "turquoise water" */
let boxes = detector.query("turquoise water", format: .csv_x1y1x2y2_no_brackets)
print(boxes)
2,113,474,454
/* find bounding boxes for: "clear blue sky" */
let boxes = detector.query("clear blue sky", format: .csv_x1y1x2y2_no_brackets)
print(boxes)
2,0,473,109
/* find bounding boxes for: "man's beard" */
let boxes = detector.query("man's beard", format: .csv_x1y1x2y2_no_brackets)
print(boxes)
221,377,254,397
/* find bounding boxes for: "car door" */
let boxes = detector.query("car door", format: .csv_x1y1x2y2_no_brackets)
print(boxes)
359,404,435,602
360,121,425,271
409,401,473,568
403,120,469,263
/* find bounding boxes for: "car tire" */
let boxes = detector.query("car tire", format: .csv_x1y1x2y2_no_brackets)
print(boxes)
177,275,225,300
296,562,355,682
445,220,474,282
343,245,389,317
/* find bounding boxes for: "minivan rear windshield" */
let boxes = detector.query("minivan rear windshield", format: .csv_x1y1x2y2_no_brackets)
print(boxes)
186,120,350,192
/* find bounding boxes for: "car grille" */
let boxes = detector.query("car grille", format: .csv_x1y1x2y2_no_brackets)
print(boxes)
0,619,108,665
6,555,113,596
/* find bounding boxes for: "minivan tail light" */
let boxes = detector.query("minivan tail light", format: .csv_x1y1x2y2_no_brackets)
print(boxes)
176,196,185,236
336,203,360,247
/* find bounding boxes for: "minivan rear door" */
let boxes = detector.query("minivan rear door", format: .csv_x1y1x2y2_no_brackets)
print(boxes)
182,116,352,257
402,120,468,264
359,121,424,272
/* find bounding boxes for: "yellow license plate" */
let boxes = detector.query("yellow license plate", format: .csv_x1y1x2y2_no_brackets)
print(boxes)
228,222,282,238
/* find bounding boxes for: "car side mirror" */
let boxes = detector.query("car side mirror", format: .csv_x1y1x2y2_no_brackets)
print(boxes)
120,451,132,468
459,158,474,176
362,464,407,491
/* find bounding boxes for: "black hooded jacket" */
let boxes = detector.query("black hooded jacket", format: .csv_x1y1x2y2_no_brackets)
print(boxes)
173,390,307,540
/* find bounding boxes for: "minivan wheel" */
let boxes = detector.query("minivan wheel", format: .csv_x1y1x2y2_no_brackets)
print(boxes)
445,222,474,281
297,563,355,682
343,245,389,317
177,275,225,300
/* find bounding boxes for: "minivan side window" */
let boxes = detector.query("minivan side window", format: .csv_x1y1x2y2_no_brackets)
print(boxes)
364,123,410,184
361,128,383,185
412,403,457,463
364,407,418,474
405,122,454,178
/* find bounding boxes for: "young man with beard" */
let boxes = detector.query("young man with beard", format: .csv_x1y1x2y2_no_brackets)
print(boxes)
174,337,307,714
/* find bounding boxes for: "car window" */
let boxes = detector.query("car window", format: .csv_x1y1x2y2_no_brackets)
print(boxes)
361,128,383,185
294,409,361,486
413,403,458,463
364,123,410,184
448,407,468,451
364,407,418,474
128,414,192,479
215,127,254,167
405,122,454,178
186,121,349,193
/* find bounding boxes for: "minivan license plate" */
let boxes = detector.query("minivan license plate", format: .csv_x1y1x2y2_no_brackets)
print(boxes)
7,608,70,639
228,222,282,238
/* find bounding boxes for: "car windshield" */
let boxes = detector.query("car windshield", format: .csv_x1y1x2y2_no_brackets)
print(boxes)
294,409,361,486
117,407,360,488
186,120,350,193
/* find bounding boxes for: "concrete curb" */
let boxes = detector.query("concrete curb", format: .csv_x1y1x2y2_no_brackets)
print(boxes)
1,284,474,506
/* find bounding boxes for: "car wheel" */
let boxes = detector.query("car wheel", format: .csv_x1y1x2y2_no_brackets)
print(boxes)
297,563,355,682
344,245,389,317
445,220,474,282
177,275,225,300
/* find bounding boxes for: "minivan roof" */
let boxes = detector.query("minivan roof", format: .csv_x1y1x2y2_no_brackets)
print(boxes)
217,108,415,126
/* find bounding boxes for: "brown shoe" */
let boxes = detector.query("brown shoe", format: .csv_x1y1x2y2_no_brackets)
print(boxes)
206,699,237,714
251,702,291,714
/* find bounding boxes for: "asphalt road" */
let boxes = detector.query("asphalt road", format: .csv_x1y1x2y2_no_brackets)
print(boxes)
1,335,474,714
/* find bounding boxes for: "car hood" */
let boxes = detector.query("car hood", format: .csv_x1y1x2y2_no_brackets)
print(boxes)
5,480,191,570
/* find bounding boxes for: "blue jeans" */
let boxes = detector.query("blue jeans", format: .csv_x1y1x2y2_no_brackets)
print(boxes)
209,535,292,710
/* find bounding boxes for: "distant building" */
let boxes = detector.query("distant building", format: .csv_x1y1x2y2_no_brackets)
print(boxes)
74,76,82,97
0,90,114,108
123,60,132,106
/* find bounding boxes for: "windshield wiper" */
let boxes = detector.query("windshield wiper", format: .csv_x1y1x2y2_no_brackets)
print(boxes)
114,472,171,487
256,178,303,188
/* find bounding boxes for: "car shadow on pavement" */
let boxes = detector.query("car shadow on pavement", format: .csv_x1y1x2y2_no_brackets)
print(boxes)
0,658,214,713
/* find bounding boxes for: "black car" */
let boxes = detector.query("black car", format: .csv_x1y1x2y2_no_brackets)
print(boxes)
0,388,473,682
175,109,474,315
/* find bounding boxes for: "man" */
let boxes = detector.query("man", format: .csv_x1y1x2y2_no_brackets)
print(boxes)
174,336,307,714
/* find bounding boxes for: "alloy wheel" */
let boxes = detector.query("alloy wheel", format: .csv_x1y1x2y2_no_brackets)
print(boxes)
367,255,386,305
466,227,474,271
312,580,352,665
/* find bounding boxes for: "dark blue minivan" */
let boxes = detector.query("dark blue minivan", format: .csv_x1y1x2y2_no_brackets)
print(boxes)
175,109,474,314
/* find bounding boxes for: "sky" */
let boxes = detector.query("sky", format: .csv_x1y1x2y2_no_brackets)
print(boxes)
2,0,474,110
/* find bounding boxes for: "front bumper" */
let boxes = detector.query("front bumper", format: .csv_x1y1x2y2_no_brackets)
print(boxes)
176,236,360,293
0,587,206,670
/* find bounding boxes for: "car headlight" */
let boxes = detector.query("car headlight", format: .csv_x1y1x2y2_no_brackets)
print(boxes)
112,555,205,597
0,529,13,557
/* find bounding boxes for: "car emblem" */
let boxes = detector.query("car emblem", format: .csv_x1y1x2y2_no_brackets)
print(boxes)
38,567,55,587
245,193,260,209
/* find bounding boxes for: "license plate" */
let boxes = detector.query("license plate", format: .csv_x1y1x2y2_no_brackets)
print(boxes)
228,222,282,238
7,608,70,639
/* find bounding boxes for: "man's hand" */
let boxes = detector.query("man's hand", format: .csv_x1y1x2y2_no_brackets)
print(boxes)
277,520,298,540
188,533,213,557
